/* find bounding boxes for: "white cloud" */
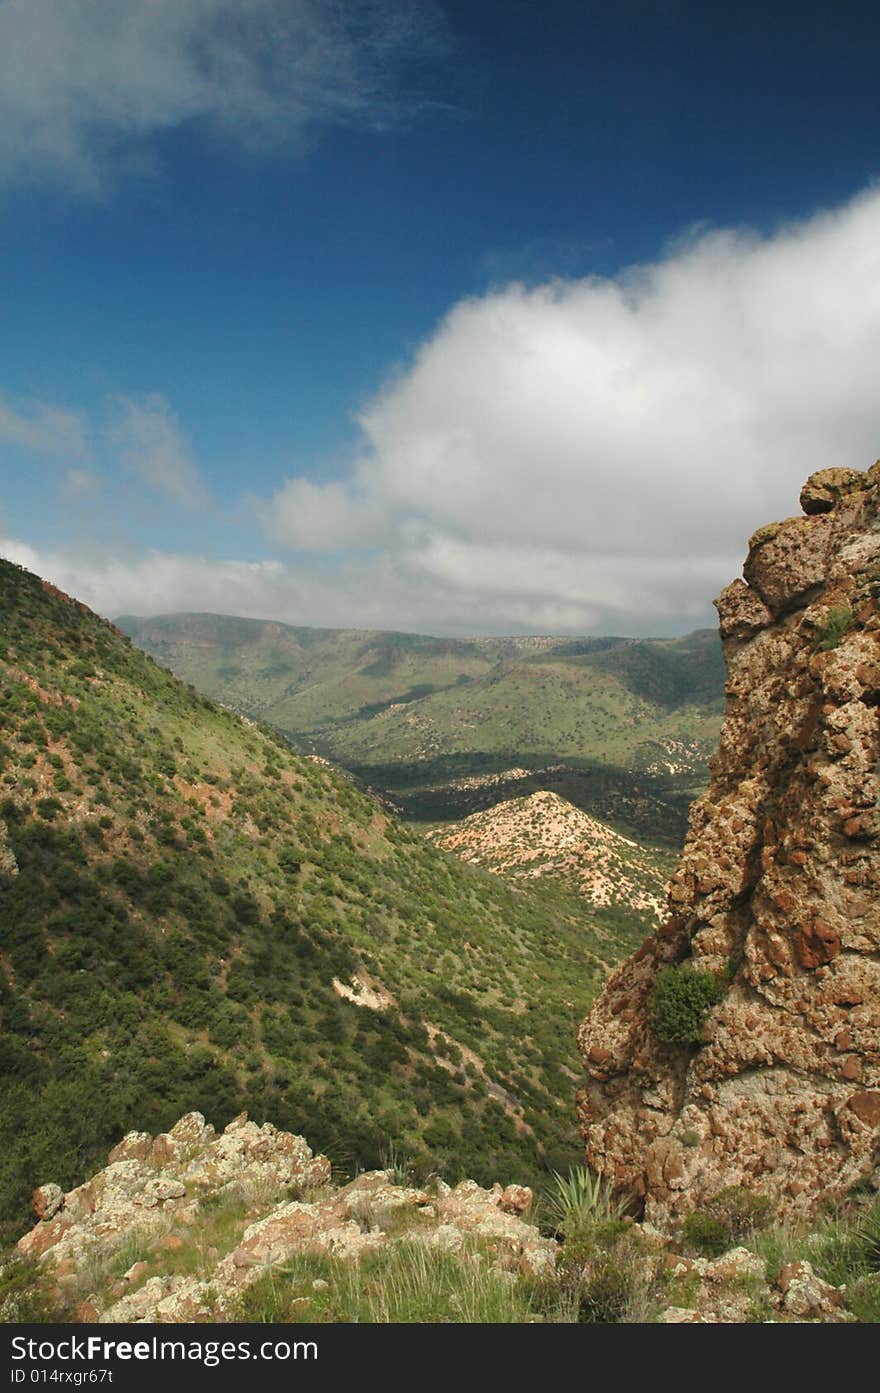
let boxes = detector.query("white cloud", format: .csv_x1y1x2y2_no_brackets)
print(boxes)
262,476,388,551
105,393,208,508
0,528,733,639
0,395,89,458
6,188,880,638
0,0,443,192
262,185,880,632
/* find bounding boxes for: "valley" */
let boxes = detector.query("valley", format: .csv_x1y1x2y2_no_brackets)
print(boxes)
119,613,725,846
0,559,652,1247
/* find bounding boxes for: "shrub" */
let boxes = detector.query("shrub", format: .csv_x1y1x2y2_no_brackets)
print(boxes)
707,1187,773,1243
0,1256,64,1322
682,1210,728,1257
543,1226,666,1323
683,1187,773,1256
848,1275,880,1322
852,1202,880,1274
576,1255,634,1322
650,964,725,1044
814,605,852,651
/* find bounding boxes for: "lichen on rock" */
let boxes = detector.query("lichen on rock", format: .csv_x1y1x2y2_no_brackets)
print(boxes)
578,461,880,1230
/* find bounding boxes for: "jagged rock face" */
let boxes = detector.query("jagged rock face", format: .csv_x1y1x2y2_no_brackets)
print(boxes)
578,462,880,1228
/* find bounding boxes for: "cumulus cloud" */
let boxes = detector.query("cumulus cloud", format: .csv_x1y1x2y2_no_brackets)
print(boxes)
0,395,89,458
0,536,427,632
105,393,208,508
0,0,443,191
6,188,880,637
261,185,880,632
262,476,388,552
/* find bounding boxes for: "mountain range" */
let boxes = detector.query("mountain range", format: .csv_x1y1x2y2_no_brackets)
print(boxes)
118,614,725,845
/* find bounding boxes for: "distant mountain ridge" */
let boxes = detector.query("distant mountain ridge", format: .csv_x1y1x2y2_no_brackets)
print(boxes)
118,613,725,845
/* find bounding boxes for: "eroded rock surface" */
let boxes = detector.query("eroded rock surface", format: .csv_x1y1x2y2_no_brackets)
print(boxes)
15,1113,553,1322
578,462,880,1229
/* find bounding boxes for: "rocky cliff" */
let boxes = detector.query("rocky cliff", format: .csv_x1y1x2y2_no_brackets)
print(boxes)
578,463,880,1228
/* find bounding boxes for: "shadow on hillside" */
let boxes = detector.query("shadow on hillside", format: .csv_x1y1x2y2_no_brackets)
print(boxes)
344,751,697,847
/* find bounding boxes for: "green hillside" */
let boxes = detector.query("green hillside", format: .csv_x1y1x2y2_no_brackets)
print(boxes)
119,614,724,843
0,561,648,1242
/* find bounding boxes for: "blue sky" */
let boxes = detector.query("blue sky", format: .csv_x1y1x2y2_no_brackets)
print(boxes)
1,0,879,635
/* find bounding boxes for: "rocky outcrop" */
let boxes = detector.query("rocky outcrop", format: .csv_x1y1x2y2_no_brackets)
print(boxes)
578,463,880,1229
17,1112,331,1270
15,1113,554,1322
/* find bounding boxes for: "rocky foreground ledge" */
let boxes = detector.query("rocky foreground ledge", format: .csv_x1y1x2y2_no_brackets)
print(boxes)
8,1113,867,1323
14,1112,552,1322
579,463,880,1228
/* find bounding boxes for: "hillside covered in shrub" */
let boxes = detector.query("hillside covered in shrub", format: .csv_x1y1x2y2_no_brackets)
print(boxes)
0,559,646,1242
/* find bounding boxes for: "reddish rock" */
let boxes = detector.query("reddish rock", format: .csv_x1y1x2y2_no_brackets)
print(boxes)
847,1092,880,1127
794,919,841,970
578,463,880,1228
32,1183,64,1221
799,467,864,515
14,1116,556,1322
499,1184,533,1215
19,1217,70,1259
776,1260,845,1315
854,662,880,692
743,513,835,617
108,1132,153,1164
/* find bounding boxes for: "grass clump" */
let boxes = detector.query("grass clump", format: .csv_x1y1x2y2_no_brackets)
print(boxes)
235,1241,536,1323
753,1193,880,1320
533,1223,668,1323
847,1275,880,1323
650,963,725,1044
0,1254,67,1322
682,1210,728,1257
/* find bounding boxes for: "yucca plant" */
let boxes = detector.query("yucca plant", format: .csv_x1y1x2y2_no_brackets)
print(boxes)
545,1166,625,1236
856,1206,880,1272
379,1142,416,1186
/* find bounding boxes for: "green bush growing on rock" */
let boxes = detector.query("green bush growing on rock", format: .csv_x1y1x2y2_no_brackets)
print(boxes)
650,964,725,1044
683,1188,773,1256
682,1210,728,1257
814,605,852,651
